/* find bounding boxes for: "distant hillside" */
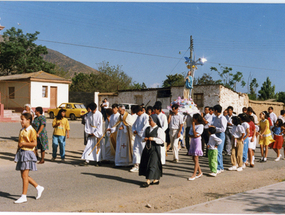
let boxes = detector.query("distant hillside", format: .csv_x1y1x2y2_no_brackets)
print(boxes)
43,48,100,78
0,35,100,78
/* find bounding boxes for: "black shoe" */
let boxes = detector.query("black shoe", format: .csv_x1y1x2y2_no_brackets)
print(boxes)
150,181,159,185
140,182,149,188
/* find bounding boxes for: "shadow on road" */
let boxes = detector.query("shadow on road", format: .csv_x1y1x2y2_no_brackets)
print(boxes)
0,191,20,201
0,152,16,162
81,172,142,185
0,136,18,142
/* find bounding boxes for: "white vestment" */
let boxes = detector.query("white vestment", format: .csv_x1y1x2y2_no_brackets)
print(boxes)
157,112,168,165
115,112,135,166
132,113,149,164
104,112,120,161
81,111,103,162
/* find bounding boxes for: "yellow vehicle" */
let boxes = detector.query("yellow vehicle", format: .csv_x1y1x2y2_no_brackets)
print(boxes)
48,103,87,120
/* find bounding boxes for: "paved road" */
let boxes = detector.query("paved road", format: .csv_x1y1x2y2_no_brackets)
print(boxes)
170,182,285,213
1,121,285,213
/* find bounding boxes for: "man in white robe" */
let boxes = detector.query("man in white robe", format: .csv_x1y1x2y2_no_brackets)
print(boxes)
130,105,149,172
80,102,103,166
114,105,135,166
153,104,168,165
105,104,120,162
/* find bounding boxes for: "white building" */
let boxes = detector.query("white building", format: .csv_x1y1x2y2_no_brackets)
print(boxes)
0,71,71,112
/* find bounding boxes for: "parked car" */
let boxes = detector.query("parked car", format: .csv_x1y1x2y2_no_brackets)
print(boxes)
47,103,87,120
119,103,138,114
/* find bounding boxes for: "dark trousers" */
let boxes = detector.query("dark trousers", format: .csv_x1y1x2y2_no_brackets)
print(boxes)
224,128,233,155
202,128,210,156
185,127,190,152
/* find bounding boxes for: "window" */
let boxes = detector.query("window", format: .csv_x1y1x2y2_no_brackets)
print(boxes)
42,86,48,98
9,87,15,99
157,89,171,98
66,104,72,109
194,93,204,108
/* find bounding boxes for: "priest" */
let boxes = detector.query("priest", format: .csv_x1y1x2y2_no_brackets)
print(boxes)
80,102,103,166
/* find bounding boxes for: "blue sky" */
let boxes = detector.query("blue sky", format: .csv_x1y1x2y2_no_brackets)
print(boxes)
0,1,285,93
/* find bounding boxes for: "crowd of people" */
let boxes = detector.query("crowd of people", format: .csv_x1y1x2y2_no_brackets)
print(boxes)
13,100,285,203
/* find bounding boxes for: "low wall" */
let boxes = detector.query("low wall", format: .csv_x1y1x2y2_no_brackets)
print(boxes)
249,100,284,120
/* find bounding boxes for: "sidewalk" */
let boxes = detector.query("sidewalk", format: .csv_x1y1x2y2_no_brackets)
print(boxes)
169,181,285,213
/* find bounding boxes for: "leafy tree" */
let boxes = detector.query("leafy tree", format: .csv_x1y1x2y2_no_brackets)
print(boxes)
0,27,55,76
210,64,246,90
70,61,135,93
193,73,222,85
248,78,259,100
162,73,184,88
277,92,285,104
258,77,276,100
131,82,147,90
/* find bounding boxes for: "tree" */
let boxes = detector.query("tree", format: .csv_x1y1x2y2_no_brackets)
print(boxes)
162,73,184,88
0,27,55,76
193,73,222,85
70,61,135,93
258,77,276,100
248,78,259,100
131,82,147,90
210,64,246,90
277,92,285,104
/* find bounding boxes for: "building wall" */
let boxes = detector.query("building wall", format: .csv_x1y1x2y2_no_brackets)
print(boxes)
69,91,94,107
30,81,69,109
249,100,284,120
0,81,30,110
219,85,249,114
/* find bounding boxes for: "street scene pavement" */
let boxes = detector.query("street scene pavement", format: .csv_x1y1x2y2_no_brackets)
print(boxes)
1,120,285,213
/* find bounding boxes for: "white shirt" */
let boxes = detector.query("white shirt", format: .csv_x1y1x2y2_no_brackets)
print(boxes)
278,115,285,123
157,112,168,132
225,114,235,129
269,112,277,125
143,125,165,145
241,122,250,136
211,114,227,133
204,113,213,129
189,124,204,136
103,101,109,109
132,113,149,137
108,112,120,133
251,113,259,125
169,113,183,130
230,125,245,139
207,134,222,150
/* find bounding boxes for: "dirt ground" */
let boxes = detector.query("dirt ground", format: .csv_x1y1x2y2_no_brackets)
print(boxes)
1,135,285,213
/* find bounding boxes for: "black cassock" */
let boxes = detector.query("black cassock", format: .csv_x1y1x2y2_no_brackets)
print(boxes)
139,126,163,180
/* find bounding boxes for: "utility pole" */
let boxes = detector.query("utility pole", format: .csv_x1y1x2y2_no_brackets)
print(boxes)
190,35,194,78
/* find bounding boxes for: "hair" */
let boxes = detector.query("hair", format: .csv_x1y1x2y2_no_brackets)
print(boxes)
209,107,213,111
227,106,233,111
213,105,222,113
193,113,204,124
238,113,250,122
208,127,216,134
146,106,153,113
247,107,256,115
154,101,162,107
35,107,43,115
249,115,254,122
56,109,66,120
268,106,273,110
133,105,142,114
204,106,209,109
89,102,97,111
153,104,162,112
21,113,32,123
281,110,285,115
232,116,242,126
276,119,283,127
242,107,247,111
105,108,113,117
172,103,179,110
111,103,118,109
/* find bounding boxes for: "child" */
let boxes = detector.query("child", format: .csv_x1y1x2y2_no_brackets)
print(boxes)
187,113,204,181
247,116,256,167
14,113,44,204
207,127,222,177
51,109,70,162
33,107,48,164
239,114,250,169
258,111,275,162
103,108,115,163
269,119,283,161
228,116,245,172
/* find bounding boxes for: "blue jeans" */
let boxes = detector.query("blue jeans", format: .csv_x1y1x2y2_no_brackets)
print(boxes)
52,135,66,159
216,132,225,171
243,137,249,163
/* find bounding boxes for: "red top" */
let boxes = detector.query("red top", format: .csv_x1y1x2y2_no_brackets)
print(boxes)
248,121,255,137
267,117,273,127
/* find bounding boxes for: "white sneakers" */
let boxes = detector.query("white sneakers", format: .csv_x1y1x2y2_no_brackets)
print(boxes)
14,195,27,204
209,172,217,177
275,154,282,162
36,185,45,200
228,166,237,171
130,166,139,172
242,163,246,169
237,167,243,172
217,169,224,174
